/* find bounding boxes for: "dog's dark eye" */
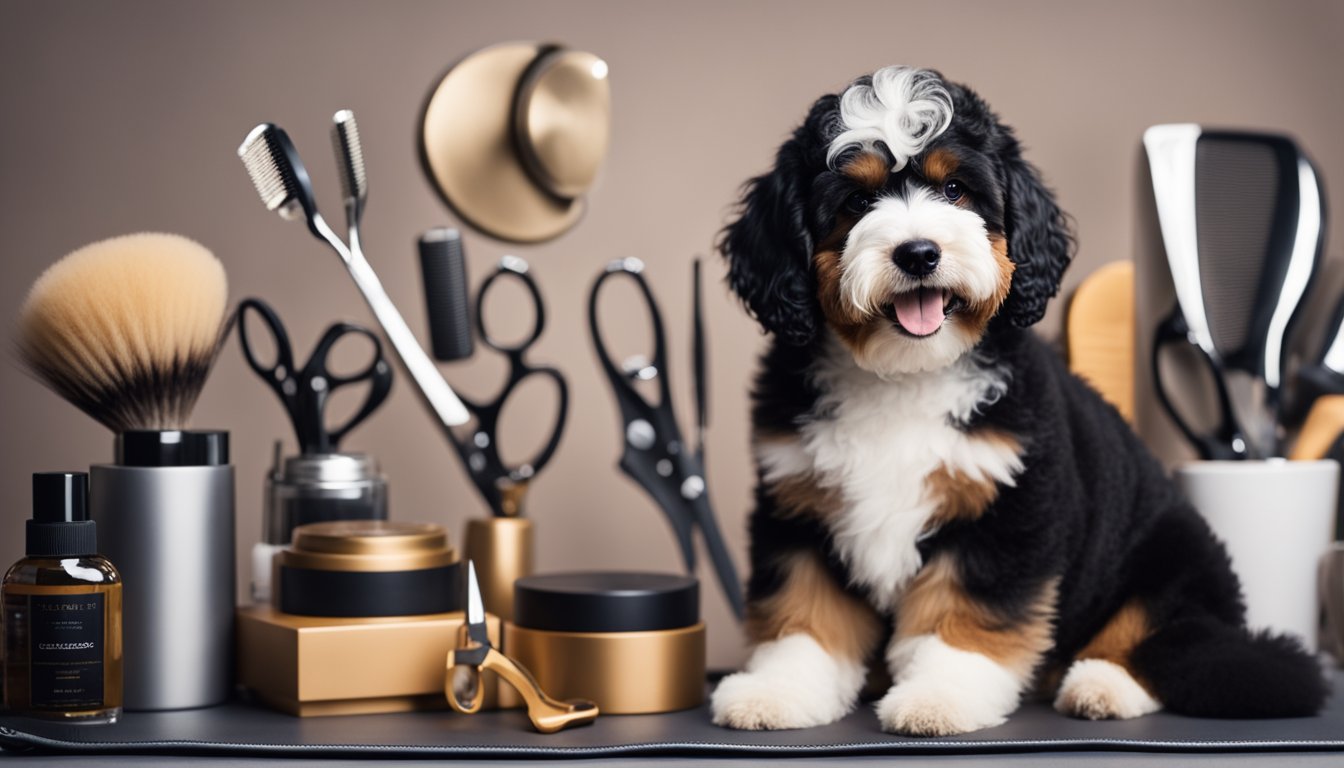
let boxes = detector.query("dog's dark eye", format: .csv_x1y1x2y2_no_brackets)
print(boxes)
844,192,873,215
943,180,965,202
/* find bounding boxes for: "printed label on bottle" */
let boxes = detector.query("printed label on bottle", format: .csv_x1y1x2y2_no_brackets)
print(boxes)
28,593,104,709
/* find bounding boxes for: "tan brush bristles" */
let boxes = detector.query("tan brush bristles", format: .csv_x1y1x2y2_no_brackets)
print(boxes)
17,232,229,433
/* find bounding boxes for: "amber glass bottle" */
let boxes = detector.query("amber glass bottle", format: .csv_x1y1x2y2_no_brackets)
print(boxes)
3,472,122,723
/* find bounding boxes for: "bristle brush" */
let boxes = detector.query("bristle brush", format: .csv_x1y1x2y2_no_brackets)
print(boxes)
237,111,470,429
238,123,317,223
331,109,367,234
17,232,229,432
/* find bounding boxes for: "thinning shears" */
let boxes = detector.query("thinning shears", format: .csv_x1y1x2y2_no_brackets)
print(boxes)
587,258,745,619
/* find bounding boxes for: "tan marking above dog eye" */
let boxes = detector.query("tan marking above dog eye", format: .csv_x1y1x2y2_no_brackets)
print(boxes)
842,152,889,189
922,147,960,183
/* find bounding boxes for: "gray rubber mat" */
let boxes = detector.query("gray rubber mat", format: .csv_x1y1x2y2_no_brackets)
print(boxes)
1,673,1341,758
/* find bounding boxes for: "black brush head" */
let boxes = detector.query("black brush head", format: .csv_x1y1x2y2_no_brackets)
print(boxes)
1194,132,1308,371
238,123,317,222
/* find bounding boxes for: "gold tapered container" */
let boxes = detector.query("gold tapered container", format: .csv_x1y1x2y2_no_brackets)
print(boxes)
463,517,533,621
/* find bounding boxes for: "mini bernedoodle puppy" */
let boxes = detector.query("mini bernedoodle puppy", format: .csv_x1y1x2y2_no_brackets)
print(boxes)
710,65,1328,736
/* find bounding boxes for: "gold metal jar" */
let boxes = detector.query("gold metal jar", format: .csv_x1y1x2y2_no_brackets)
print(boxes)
502,572,705,714
274,521,460,617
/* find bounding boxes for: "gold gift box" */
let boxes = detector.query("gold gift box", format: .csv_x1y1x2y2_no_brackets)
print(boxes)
237,605,501,717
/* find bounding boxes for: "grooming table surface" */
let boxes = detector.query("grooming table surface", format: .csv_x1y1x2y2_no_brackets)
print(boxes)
2,673,1342,760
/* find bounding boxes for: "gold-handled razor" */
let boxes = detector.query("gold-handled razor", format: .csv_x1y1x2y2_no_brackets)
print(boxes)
446,561,598,733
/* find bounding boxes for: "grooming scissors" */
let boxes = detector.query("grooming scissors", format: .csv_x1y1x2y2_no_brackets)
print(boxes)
445,561,598,733
448,256,569,518
587,258,745,619
237,297,393,455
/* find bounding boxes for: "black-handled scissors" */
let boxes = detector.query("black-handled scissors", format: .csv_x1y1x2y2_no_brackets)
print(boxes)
449,257,569,518
588,257,745,619
238,297,393,455
1152,307,1252,461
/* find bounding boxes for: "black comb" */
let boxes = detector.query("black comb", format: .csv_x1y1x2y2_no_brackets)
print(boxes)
1195,134,1301,370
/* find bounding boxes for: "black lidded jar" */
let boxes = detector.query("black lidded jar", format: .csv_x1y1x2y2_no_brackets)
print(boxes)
503,572,706,714
3,472,123,723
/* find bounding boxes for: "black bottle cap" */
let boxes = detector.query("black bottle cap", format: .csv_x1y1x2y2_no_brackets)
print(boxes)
27,472,98,557
33,471,88,523
513,572,699,633
117,430,229,467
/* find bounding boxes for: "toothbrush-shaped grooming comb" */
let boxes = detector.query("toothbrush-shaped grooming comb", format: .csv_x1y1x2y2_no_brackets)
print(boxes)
331,110,367,241
238,114,470,429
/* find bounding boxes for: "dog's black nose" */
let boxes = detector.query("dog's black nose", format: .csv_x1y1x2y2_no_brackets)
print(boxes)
893,239,941,277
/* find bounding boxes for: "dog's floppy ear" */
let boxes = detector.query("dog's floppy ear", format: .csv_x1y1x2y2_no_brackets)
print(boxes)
999,143,1074,328
720,97,834,346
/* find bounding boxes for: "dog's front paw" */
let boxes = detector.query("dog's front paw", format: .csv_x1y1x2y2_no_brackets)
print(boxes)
1053,659,1161,720
876,680,1009,737
711,670,849,730
711,634,865,730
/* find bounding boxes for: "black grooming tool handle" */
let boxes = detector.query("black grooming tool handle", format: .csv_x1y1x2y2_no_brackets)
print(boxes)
419,229,475,362
237,297,393,454
1152,309,1250,461
587,259,746,620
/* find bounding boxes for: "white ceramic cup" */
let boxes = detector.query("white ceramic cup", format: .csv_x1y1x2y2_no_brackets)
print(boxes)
1174,459,1337,653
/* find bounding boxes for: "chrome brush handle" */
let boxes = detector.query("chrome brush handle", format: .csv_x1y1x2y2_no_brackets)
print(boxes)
328,110,467,427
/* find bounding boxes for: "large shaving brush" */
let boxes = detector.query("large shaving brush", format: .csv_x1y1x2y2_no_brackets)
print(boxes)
17,232,229,432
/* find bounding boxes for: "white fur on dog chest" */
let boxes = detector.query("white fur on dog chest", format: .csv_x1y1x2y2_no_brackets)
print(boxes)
758,339,1022,610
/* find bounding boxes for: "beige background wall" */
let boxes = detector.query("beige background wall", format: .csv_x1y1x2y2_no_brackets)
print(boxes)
2,0,1342,669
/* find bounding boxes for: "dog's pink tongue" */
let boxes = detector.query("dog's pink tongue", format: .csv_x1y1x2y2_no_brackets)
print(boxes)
894,288,946,336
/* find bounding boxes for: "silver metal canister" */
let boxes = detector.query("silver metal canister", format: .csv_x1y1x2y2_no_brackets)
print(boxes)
89,430,235,711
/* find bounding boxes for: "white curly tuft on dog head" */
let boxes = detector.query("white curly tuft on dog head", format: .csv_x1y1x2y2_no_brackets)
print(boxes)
827,66,954,171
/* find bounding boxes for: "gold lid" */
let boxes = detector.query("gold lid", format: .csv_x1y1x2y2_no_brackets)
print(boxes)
281,521,457,572
419,42,611,243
